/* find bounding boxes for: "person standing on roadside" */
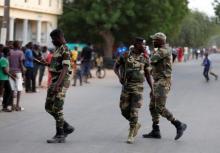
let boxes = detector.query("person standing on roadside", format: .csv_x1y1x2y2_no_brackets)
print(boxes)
39,46,48,87
0,47,15,112
24,42,36,92
8,41,25,111
81,43,92,83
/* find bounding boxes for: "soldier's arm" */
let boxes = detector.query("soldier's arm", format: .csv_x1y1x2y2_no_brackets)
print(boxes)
144,59,153,90
144,58,154,97
54,65,68,91
145,69,153,90
113,59,121,79
114,57,124,84
53,48,70,92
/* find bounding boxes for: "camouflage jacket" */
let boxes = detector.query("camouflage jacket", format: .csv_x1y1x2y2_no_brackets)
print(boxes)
150,47,172,80
49,44,72,76
115,49,150,85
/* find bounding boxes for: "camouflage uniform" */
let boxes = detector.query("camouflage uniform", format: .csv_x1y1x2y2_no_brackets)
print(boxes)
150,47,174,124
116,50,150,128
45,45,72,129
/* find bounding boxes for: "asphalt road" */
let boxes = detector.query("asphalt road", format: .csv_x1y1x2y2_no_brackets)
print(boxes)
0,54,220,153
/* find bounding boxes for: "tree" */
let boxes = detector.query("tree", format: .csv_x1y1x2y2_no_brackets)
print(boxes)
214,0,220,19
174,11,219,48
59,0,188,58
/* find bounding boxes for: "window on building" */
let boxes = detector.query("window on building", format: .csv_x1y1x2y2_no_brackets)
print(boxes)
38,0,41,5
49,0,52,7
24,0,28,2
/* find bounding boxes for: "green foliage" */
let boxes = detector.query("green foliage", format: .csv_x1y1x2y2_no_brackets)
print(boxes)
59,0,188,44
174,11,220,48
214,0,220,19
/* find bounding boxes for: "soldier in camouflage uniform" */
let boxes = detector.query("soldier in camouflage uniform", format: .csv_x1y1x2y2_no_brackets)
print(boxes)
114,37,153,144
142,32,187,140
45,29,74,143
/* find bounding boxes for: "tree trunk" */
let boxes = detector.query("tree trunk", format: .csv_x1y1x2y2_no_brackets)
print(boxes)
99,30,114,58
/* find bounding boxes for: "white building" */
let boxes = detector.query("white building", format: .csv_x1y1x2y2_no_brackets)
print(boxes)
0,0,63,47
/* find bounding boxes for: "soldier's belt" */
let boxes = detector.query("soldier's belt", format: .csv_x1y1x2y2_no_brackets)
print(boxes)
154,77,171,82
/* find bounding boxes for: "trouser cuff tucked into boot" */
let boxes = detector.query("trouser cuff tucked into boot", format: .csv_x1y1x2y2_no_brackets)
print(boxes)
142,123,161,139
64,121,75,137
47,128,66,143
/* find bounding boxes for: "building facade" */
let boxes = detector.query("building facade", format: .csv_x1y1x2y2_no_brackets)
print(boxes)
0,0,63,47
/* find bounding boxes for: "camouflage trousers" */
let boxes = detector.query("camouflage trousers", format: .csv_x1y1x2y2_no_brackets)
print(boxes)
119,85,143,128
149,79,174,124
45,78,70,129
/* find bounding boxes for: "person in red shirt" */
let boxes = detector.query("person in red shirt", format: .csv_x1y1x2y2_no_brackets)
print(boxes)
45,49,54,87
177,47,183,62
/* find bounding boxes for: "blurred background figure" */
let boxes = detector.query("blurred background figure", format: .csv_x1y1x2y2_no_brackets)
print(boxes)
24,42,35,93
115,43,128,58
177,47,183,62
33,44,42,89
38,46,48,88
172,47,178,63
184,47,189,62
95,53,105,78
72,55,82,86
202,53,211,82
0,47,14,112
81,43,92,83
9,41,25,111
45,49,54,87
71,46,78,62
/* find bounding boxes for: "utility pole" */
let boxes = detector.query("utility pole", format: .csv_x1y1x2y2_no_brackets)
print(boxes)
1,0,10,45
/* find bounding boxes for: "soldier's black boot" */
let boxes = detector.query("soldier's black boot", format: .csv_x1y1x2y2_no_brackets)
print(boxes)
64,121,75,137
52,127,59,139
171,120,187,140
47,128,66,143
142,124,161,139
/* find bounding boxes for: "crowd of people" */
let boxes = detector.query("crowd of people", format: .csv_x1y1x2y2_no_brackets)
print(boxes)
70,44,104,86
114,42,219,64
171,47,218,63
171,46,219,82
0,40,104,112
0,41,55,112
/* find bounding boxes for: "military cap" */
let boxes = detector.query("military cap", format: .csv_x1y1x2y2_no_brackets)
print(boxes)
150,32,166,40
134,37,145,44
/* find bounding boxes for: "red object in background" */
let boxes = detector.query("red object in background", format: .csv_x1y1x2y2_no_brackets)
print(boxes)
178,47,183,62
143,50,148,58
